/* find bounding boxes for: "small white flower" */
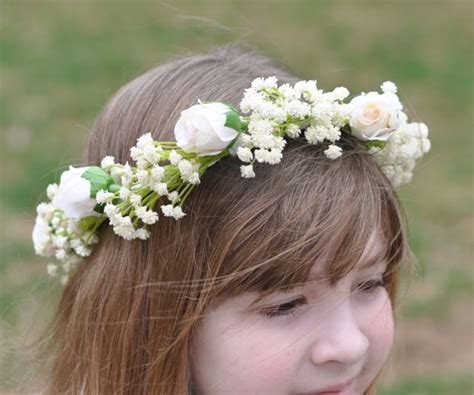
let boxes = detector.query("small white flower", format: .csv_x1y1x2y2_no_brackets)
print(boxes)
136,133,155,149
154,183,168,196
120,162,134,187
237,147,253,163
174,102,240,156
240,164,255,178
331,87,350,101
96,189,115,204
143,144,162,164
32,216,52,256
178,159,194,180
266,148,283,165
188,172,201,185
381,81,398,94
305,125,327,144
325,126,342,143
168,191,180,204
251,76,278,90
161,204,186,219
286,124,302,138
55,249,67,261
101,156,115,170
130,147,144,163
278,83,297,100
130,193,142,206
47,263,59,277
324,144,343,159
113,216,136,240
104,203,120,218
151,165,165,182
135,206,159,225
46,183,59,200
248,119,274,135
136,169,150,186
135,228,151,240
66,221,80,234
52,235,68,249
70,238,91,257
284,99,311,119
51,216,61,228
169,150,183,165
294,80,319,102
119,187,131,201
36,202,56,221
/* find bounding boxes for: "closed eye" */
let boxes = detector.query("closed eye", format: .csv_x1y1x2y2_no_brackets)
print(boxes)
354,279,385,296
260,297,307,319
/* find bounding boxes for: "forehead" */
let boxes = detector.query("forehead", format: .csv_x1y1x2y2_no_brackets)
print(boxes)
307,233,387,282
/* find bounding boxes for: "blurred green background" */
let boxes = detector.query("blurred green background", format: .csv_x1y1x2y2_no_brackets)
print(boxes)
0,0,472,393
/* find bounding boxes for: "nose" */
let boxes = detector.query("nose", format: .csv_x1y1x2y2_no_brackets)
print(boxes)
309,301,369,366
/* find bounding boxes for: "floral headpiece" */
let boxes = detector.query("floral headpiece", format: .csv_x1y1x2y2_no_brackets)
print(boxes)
33,77,430,283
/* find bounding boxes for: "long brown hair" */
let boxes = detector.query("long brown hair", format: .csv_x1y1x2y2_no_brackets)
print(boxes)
46,44,409,394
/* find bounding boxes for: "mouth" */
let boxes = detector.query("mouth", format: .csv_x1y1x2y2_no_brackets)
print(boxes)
296,378,354,395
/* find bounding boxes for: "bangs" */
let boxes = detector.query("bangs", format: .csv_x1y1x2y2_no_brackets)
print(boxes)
210,138,408,299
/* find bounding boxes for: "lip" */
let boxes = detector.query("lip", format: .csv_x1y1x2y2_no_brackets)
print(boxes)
297,378,354,395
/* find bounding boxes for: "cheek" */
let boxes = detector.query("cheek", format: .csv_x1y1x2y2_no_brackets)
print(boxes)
191,320,298,394
365,294,395,365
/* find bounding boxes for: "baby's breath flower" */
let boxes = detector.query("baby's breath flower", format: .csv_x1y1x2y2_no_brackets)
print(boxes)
188,172,200,185
135,206,159,225
240,164,255,178
119,187,131,201
168,191,179,204
135,228,151,240
153,183,168,196
161,204,186,220
129,193,142,206
136,133,155,149
169,150,182,165
237,147,253,163
136,169,150,186
324,144,343,159
113,216,136,240
151,165,165,182
101,156,115,170
96,189,115,204
381,81,397,94
286,124,301,138
46,184,59,200
47,263,59,277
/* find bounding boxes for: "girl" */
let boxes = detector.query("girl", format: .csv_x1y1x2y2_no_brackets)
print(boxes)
35,44,430,394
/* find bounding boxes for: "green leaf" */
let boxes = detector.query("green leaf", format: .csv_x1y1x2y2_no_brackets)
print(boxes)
224,110,242,131
108,183,120,193
81,166,115,198
365,140,387,149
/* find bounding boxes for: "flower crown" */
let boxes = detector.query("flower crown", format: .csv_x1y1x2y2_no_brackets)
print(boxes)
33,77,430,283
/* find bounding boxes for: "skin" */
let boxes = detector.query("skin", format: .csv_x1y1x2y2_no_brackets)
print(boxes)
190,240,394,395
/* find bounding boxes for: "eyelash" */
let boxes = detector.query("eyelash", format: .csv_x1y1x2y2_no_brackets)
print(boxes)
355,279,386,296
260,279,386,319
260,297,307,319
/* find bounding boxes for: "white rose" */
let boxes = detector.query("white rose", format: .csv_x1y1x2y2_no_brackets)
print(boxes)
55,166,99,219
174,102,240,156
349,92,406,141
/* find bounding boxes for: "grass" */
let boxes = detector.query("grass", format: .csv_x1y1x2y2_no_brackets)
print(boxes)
1,0,472,393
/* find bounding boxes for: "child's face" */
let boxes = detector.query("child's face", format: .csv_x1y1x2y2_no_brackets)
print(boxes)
190,240,394,395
